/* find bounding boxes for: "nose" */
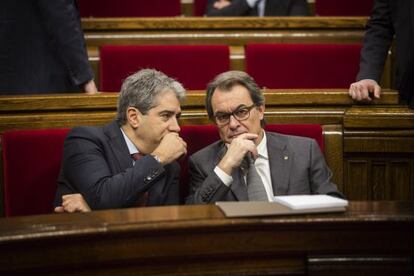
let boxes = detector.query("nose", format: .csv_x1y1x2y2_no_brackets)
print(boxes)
169,116,181,133
228,114,240,129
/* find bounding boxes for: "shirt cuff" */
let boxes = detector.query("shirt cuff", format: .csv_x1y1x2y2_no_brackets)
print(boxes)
214,166,233,187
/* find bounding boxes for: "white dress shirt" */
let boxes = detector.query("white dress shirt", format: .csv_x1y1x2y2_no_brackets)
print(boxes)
120,128,140,165
246,0,265,16
214,132,274,201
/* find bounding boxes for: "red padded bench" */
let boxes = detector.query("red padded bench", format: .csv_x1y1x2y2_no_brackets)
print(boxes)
100,45,230,92
77,0,181,17
246,43,362,89
193,0,208,16
2,124,323,216
315,0,374,16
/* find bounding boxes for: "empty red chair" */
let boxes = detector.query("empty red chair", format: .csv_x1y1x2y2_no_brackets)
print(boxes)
2,128,70,216
193,0,208,16
100,45,230,92
77,0,181,17
315,0,374,16
245,43,362,89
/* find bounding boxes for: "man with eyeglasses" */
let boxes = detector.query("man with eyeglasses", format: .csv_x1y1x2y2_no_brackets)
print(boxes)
186,70,343,204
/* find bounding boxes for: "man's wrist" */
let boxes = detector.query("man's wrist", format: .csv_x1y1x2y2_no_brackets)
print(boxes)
151,154,161,163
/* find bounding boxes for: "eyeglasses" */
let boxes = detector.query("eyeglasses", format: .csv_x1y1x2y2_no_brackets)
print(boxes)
213,104,256,126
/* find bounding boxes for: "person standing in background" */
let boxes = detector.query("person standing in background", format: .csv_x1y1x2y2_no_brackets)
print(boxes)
349,0,414,108
205,0,309,17
0,0,97,94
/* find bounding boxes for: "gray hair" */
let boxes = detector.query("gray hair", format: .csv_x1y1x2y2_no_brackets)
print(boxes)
116,69,186,125
205,70,265,123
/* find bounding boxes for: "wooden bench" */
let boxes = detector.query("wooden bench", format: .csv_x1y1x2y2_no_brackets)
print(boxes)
1,124,324,217
80,17,394,90
0,90,413,211
81,17,395,90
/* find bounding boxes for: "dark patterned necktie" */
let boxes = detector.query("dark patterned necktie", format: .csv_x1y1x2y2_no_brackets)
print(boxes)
131,152,148,206
131,152,144,161
245,155,268,201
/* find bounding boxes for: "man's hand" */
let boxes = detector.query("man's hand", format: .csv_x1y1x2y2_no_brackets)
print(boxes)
349,79,381,101
213,0,231,9
152,132,187,165
218,133,258,175
54,194,91,213
83,79,98,94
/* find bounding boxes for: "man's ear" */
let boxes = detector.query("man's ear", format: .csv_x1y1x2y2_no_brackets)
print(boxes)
126,107,142,129
258,104,265,120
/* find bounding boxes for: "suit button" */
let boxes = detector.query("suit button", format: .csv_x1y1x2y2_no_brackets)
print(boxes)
146,176,152,181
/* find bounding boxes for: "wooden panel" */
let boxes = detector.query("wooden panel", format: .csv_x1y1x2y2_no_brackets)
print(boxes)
308,256,413,276
344,157,414,201
371,161,389,200
390,161,413,200
81,17,368,31
345,160,369,200
323,125,343,191
344,107,414,129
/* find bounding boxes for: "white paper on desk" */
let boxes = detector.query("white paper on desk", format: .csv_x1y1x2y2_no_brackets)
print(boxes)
273,195,348,210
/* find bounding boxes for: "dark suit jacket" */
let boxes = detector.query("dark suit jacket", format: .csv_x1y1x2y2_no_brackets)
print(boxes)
0,0,94,94
206,0,309,16
54,121,180,209
186,132,342,204
357,0,414,106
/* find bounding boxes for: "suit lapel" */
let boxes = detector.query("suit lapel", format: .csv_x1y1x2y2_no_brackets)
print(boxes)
215,142,248,201
104,121,132,171
267,132,292,195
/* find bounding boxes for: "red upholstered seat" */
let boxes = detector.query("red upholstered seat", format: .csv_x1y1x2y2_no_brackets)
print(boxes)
77,0,181,17
2,128,70,217
245,43,362,89
193,0,208,16
1,124,323,215
315,0,374,16
178,124,324,202
100,45,230,92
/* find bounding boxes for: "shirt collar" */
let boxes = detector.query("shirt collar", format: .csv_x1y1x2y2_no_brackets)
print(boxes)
256,130,268,160
120,127,139,155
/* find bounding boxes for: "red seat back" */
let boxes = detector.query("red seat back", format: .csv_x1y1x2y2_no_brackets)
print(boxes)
100,45,230,92
178,124,324,202
1,124,323,214
315,0,374,16
2,128,70,217
193,0,208,16
246,43,362,89
77,0,181,17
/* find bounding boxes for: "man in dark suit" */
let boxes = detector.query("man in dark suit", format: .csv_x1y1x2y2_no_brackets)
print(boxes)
54,69,187,212
0,0,96,94
186,71,342,204
349,0,414,108
206,0,309,16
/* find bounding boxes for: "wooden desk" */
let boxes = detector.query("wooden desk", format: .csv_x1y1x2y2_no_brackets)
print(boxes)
0,201,413,275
